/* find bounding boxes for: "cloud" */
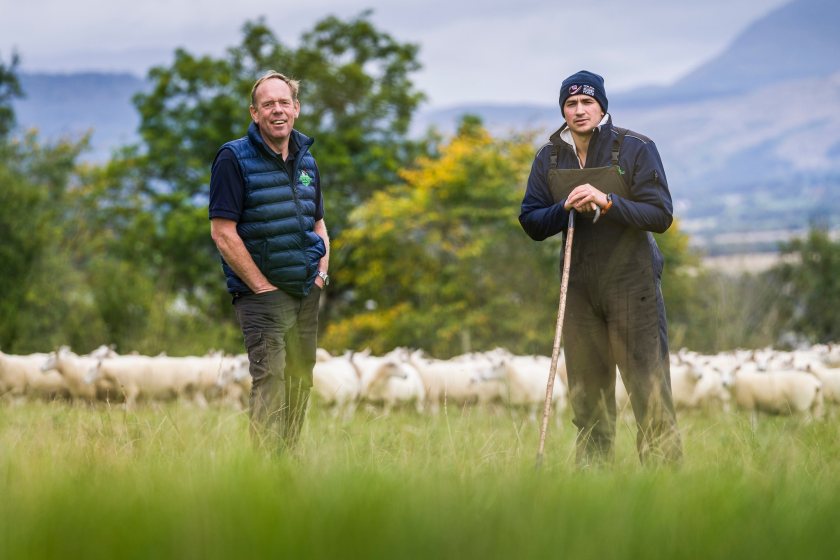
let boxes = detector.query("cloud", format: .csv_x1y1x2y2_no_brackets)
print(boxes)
0,0,791,106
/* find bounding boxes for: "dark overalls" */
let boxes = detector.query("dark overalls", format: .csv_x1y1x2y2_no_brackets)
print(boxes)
548,130,682,466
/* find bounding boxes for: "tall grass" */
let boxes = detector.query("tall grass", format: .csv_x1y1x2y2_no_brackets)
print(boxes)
2,400,839,559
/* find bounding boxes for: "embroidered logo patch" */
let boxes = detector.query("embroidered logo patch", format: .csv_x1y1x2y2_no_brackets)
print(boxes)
299,171,312,186
569,84,596,97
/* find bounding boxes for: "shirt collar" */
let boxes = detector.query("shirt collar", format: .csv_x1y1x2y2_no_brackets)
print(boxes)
559,113,611,148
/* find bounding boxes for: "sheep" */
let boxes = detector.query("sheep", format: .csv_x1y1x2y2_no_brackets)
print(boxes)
88,344,119,361
407,349,491,413
669,362,705,408
729,364,824,419
215,353,251,410
40,346,103,402
313,352,361,419
801,362,840,404
185,351,243,407
615,361,720,416
667,359,729,411
352,350,425,413
1,351,29,400
0,351,68,402
489,354,568,421
689,367,732,412
86,355,209,409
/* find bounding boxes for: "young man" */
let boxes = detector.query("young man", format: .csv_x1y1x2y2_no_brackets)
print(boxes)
210,71,330,453
519,70,682,466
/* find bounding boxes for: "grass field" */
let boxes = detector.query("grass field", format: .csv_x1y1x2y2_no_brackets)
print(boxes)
2,400,839,559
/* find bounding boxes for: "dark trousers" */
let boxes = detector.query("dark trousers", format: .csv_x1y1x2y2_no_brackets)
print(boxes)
234,287,321,453
563,255,682,467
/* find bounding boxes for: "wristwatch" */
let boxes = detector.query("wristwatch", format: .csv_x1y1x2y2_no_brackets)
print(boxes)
317,270,330,286
603,193,614,214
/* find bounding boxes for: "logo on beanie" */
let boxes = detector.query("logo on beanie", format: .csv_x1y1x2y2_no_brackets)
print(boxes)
568,84,596,97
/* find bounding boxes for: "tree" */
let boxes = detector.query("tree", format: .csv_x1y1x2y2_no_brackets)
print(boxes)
325,118,561,357
652,220,701,349
773,225,840,344
672,268,781,353
0,57,93,352
0,125,110,352
0,51,22,139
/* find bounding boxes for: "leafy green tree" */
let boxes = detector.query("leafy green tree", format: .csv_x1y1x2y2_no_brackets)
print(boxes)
773,225,840,344
0,58,209,355
325,118,561,357
673,268,781,353
653,221,701,349
0,126,110,352
0,51,22,139
0,53,110,353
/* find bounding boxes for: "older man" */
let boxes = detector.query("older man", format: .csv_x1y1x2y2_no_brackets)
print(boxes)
210,70,329,453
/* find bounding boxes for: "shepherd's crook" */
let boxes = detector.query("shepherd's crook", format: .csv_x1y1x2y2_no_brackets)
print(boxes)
535,209,576,469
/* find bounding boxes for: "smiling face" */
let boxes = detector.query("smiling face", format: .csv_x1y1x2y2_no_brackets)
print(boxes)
249,77,300,155
562,94,605,136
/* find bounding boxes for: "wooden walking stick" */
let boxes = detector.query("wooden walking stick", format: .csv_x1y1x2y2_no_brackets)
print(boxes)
535,209,577,469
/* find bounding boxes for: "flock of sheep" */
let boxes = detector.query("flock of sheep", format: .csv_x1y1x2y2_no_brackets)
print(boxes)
1,343,839,421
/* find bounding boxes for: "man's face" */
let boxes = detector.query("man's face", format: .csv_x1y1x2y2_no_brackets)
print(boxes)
562,94,604,135
249,78,300,151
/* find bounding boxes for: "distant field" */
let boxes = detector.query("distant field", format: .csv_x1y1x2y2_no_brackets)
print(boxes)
2,400,839,559
701,252,789,274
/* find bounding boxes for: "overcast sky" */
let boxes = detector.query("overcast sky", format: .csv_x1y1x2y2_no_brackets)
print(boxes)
1,0,790,107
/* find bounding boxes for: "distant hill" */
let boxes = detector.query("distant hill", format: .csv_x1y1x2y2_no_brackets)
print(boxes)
13,72,147,161
668,0,840,98
10,0,840,255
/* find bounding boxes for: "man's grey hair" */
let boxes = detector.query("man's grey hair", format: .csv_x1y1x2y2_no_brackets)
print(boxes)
250,70,300,106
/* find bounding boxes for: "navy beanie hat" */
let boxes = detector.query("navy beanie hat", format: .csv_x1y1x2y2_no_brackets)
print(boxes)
559,70,608,113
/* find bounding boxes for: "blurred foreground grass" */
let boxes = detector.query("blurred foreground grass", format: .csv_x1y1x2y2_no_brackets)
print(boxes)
2,400,839,559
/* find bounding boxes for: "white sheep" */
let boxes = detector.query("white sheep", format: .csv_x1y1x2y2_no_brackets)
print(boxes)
0,351,68,401
667,359,729,411
614,362,710,416
215,353,251,410
803,362,840,404
313,352,361,419
490,354,568,421
41,346,104,402
86,355,208,408
352,350,425,413
185,351,242,407
407,349,490,413
689,367,732,411
729,364,824,419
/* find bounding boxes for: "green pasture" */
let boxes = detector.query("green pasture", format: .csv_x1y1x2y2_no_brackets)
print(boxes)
1,400,839,559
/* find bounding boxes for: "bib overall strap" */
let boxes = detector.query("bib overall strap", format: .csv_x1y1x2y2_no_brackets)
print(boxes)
611,127,629,167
